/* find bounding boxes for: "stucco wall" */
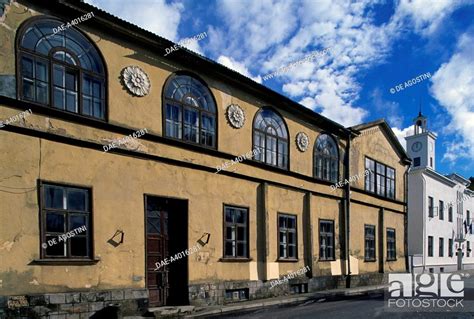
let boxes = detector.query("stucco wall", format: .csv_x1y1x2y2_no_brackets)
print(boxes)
351,125,406,202
0,0,408,300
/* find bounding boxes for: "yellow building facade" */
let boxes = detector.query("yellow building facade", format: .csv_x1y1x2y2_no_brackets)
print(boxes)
0,0,410,317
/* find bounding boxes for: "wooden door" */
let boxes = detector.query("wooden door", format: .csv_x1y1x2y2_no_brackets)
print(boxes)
146,197,169,307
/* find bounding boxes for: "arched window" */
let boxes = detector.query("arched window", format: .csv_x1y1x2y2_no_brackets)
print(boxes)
17,17,106,119
314,134,338,182
163,74,216,148
253,108,288,169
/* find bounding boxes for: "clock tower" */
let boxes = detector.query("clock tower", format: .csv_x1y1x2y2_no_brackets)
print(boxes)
405,112,437,170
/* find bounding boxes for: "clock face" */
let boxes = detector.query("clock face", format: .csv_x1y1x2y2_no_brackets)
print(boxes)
412,142,422,152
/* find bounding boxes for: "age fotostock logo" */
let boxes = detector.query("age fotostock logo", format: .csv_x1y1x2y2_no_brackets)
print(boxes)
387,273,467,311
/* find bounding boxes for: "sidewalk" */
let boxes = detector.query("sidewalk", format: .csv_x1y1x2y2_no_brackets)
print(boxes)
150,284,387,318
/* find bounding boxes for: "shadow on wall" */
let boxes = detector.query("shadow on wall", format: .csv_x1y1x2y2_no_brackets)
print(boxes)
107,230,125,248
90,304,121,319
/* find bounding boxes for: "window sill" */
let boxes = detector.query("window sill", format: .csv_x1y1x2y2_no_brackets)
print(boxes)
364,259,376,263
219,258,253,262
276,258,299,262
386,259,397,262
318,258,336,262
30,259,100,266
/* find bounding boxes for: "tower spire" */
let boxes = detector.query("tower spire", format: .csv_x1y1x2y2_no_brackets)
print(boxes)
419,96,422,116
413,110,427,135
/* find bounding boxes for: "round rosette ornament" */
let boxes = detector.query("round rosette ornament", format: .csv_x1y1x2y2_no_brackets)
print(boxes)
121,66,151,96
296,132,309,152
226,104,245,129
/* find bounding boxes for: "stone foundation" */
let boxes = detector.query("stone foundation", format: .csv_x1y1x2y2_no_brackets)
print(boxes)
0,288,148,319
189,272,388,306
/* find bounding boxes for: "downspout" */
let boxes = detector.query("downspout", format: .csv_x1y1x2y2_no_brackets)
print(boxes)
421,173,427,272
404,167,409,273
344,134,352,288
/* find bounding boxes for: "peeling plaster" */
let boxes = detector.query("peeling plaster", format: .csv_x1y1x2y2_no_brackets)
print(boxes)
28,279,39,286
0,0,11,22
102,137,148,152
1,233,21,251
0,241,15,251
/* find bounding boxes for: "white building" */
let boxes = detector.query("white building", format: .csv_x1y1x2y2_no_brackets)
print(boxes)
406,112,474,273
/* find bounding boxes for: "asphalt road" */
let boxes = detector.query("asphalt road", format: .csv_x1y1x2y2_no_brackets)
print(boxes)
210,273,474,319
211,293,474,319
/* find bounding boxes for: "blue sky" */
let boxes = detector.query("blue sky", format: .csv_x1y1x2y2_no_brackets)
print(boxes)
86,0,474,178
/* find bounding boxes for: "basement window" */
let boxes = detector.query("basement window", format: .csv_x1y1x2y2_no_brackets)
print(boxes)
290,283,308,294
225,288,249,301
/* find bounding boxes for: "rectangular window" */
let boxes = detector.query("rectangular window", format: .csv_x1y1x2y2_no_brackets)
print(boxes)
40,182,91,259
467,241,471,257
319,220,335,260
376,163,386,197
225,288,248,301
165,104,182,139
278,214,297,259
449,239,453,257
468,210,472,234
53,65,78,112
183,107,199,143
82,76,104,119
386,168,395,199
430,157,433,167
439,201,444,220
449,206,453,222
253,131,265,162
365,158,376,192
224,206,248,258
364,157,395,199
266,135,277,166
428,196,434,217
428,236,434,257
200,113,216,147
439,238,444,257
386,228,396,261
21,55,49,104
413,157,420,167
364,225,376,261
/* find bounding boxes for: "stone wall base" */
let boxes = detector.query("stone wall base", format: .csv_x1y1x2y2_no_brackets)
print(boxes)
189,272,389,306
0,288,148,319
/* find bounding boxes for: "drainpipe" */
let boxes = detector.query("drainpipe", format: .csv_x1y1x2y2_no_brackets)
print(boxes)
421,173,427,272
344,135,352,288
404,167,409,273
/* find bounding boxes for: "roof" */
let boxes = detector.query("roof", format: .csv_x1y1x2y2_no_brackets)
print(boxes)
349,119,412,165
22,0,353,138
445,173,471,186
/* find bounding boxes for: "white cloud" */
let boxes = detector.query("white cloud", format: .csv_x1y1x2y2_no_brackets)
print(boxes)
200,0,469,131
216,56,262,83
176,35,206,56
391,0,467,36
216,0,298,56
430,32,474,162
205,0,393,126
85,0,184,41
369,88,403,128
392,125,414,150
